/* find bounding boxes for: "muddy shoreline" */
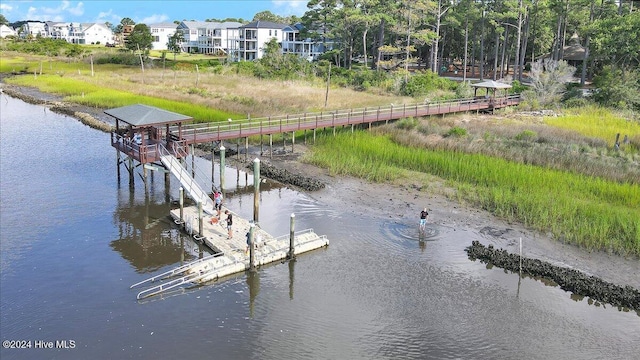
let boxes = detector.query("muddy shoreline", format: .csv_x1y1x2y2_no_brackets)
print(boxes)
3,82,639,298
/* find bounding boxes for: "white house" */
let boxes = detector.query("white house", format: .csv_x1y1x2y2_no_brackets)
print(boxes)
228,20,288,61
80,23,113,45
44,21,113,44
282,22,334,61
0,24,17,38
45,21,69,40
177,21,243,55
22,21,47,38
150,22,178,51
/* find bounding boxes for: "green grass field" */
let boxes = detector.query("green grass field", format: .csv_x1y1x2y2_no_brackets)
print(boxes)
306,131,640,256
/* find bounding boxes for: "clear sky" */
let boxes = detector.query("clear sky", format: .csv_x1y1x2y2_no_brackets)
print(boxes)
0,0,308,24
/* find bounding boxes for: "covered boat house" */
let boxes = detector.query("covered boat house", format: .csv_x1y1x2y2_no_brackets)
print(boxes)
106,104,193,181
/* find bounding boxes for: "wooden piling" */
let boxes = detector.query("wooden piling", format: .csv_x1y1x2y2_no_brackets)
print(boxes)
219,145,226,193
211,141,215,192
198,201,204,237
116,151,121,181
288,213,296,260
191,144,195,177
179,187,184,225
253,158,260,224
249,223,256,271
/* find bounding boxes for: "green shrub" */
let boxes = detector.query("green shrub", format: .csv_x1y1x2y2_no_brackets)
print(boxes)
563,97,591,108
515,129,538,141
445,126,467,137
401,70,457,97
511,80,527,94
396,117,418,130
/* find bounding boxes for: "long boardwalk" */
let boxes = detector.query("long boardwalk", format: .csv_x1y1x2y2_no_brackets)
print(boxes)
172,95,520,145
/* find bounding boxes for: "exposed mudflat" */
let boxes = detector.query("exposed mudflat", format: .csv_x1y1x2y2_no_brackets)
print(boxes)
4,81,639,295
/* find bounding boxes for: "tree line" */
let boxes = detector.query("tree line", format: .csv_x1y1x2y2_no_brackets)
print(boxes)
299,0,638,82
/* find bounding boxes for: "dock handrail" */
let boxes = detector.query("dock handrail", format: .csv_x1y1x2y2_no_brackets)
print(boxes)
135,256,245,299
158,142,215,214
130,252,224,289
168,95,521,143
273,228,327,247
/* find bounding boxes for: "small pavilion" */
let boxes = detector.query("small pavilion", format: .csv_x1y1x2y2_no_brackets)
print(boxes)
106,104,193,182
471,80,513,109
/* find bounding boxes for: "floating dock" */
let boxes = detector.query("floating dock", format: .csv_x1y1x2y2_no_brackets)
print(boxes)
130,205,329,299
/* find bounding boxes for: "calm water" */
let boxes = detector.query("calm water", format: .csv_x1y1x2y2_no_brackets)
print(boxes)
1,95,639,360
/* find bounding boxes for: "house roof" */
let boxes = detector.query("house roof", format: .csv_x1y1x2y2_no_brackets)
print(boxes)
240,20,288,29
471,80,512,89
150,22,179,29
179,20,243,30
104,104,193,127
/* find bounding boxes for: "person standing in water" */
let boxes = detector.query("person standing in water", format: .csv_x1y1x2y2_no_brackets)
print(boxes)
420,208,429,232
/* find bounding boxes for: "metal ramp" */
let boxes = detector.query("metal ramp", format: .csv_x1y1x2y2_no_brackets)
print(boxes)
129,253,222,290
158,144,215,215
131,253,245,300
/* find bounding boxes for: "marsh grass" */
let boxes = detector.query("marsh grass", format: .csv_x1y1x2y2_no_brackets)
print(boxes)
306,131,640,256
386,113,640,184
545,106,640,151
3,53,412,119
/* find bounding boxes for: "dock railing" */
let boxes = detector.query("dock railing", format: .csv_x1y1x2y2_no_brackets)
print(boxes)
158,142,215,214
170,95,520,143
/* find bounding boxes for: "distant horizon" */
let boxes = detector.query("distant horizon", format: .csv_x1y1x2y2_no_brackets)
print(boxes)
0,0,307,25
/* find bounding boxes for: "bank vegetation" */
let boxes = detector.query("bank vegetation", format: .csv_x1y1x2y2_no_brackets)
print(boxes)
1,50,638,257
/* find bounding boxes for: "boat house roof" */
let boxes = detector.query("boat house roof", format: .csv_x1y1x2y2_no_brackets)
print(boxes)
104,104,193,127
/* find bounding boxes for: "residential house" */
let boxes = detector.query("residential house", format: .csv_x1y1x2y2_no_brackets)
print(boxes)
118,24,135,45
22,21,47,38
46,21,70,40
282,22,334,61
44,22,113,44
0,24,17,38
228,20,288,61
150,22,178,51
177,21,242,55
80,23,113,44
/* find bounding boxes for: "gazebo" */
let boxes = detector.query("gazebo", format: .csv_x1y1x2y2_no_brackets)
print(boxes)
471,80,513,109
106,104,193,183
106,104,193,164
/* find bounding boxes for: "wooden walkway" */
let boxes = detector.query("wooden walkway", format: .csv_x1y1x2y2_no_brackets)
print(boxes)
172,95,521,145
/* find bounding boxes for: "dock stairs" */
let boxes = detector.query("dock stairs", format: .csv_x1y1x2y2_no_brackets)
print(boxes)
158,144,215,215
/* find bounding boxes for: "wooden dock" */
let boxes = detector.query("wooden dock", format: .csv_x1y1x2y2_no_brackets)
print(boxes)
131,205,329,299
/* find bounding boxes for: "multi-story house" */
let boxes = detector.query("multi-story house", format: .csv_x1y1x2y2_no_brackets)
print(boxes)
45,21,69,40
79,23,113,44
282,22,333,61
228,20,288,61
44,22,113,44
119,24,135,45
177,21,242,55
0,24,17,38
21,21,47,38
150,22,178,51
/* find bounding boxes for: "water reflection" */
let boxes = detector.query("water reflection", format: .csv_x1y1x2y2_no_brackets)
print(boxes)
111,174,212,273
246,271,260,318
3,95,640,360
